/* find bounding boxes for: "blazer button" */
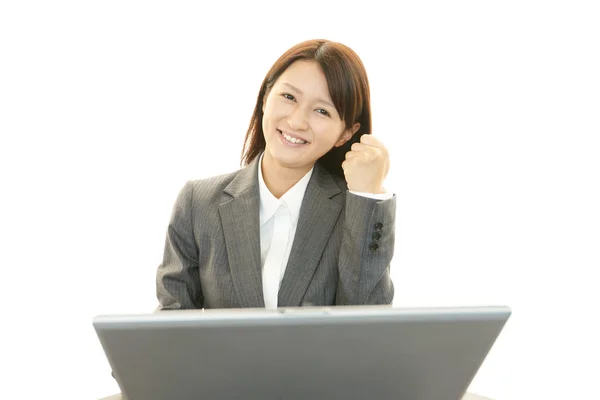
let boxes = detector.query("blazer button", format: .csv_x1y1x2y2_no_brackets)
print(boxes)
372,231,381,242
369,242,379,252
375,222,383,232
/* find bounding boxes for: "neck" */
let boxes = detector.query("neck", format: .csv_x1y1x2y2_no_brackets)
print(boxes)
261,152,313,199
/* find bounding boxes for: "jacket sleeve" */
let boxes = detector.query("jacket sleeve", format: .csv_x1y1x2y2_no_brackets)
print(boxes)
335,192,396,305
155,181,203,310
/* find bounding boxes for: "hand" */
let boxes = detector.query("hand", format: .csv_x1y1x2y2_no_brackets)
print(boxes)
341,134,390,194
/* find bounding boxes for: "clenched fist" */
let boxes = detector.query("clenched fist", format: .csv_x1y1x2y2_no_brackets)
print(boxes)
341,134,390,194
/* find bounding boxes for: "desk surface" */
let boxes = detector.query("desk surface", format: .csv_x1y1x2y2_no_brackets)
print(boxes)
99,392,493,400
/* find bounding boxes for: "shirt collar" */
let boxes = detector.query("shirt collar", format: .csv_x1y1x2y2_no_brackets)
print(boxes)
258,152,314,227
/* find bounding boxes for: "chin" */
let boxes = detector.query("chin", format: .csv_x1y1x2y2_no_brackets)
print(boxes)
266,146,313,169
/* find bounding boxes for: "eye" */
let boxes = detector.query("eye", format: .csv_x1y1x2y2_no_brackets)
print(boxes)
316,109,330,117
282,93,296,101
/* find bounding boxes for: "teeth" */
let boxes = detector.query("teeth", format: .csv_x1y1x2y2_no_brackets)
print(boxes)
281,131,307,144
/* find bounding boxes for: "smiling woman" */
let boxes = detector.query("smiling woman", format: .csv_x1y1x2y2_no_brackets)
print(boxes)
156,39,396,311
242,40,372,184
256,60,363,198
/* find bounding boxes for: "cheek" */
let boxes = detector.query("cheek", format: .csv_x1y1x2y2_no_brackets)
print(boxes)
311,119,345,144
264,101,286,124
262,102,278,130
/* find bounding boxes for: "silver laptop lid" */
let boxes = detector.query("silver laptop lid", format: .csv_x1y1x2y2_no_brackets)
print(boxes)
94,305,511,400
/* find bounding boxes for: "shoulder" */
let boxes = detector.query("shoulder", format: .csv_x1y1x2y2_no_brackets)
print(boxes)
183,168,241,203
166,166,253,228
331,172,348,192
315,160,349,200
189,169,240,192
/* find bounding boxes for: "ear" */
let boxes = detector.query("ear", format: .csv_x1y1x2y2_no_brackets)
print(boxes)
334,122,361,147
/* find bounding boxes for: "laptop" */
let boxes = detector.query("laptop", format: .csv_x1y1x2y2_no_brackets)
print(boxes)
93,305,510,400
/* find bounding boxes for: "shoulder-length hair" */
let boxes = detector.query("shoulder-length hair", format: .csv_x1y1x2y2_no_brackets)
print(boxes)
240,39,372,178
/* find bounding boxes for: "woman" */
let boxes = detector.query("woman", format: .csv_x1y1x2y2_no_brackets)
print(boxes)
156,39,396,310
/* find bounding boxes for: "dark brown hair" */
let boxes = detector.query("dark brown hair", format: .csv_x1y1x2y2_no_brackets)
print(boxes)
240,39,372,177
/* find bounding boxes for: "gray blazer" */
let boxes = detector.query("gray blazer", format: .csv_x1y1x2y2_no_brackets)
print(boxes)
156,155,396,309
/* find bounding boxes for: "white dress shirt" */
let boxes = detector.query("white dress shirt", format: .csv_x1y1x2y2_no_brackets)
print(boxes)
258,153,393,309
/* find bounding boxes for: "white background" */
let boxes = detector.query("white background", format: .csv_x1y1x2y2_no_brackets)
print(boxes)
1,1,599,399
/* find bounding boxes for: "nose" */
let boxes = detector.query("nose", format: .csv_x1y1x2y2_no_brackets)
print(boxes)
287,107,309,131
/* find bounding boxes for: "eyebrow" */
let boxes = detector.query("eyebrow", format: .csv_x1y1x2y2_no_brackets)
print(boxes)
282,82,335,109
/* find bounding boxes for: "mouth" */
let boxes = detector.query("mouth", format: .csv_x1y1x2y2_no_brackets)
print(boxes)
278,130,310,146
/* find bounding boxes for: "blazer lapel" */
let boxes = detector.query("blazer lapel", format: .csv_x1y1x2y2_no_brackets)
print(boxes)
278,162,344,307
218,157,265,308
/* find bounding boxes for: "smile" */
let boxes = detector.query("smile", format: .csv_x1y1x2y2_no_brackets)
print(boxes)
278,130,309,145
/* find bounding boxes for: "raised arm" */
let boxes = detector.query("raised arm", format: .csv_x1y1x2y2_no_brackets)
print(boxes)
336,192,396,305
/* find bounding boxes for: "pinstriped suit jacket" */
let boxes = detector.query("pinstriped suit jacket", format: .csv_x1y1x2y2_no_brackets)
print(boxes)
156,155,396,309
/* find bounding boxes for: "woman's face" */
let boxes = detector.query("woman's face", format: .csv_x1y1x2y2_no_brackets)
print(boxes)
261,60,359,172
